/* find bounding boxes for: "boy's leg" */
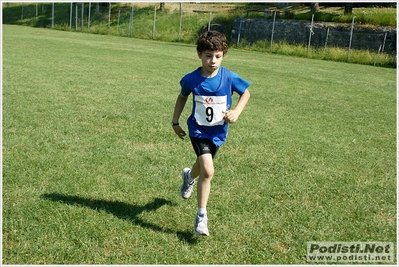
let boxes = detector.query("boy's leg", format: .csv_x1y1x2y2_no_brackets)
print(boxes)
196,153,214,210
180,157,199,199
190,157,200,179
193,153,214,236
181,155,212,204
187,137,219,236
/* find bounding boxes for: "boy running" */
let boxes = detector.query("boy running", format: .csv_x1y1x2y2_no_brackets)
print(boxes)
171,30,250,236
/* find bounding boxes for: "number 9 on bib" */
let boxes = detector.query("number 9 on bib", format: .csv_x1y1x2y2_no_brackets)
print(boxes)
194,95,227,126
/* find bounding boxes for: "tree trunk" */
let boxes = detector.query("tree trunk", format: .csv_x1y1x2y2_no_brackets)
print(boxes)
344,3,353,14
310,3,320,13
96,3,100,19
160,2,165,11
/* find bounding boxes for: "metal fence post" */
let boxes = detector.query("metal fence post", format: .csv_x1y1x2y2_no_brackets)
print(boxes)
374,32,388,66
88,3,91,32
348,16,355,61
237,18,243,47
208,9,212,31
70,3,73,29
36,3,38,24
324,27,330,49
128,3,134,37
270,11,277,52
42,4,44,28
381,32,387,53
51,3,54,28
117,9,120,35
307,14,314,57
75,4,78,31
178,2,183,42
152,5,156,39
108,3,111,34
81,3,84,31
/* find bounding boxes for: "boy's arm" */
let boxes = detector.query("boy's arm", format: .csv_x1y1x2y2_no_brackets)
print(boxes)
172,93,188,139
223,89,250,124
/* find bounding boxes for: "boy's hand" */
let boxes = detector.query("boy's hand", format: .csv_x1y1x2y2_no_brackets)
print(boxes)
223,110,240,124
173,125,187,139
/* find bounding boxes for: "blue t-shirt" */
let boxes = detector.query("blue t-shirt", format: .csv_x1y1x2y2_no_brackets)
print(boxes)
180,66,250,147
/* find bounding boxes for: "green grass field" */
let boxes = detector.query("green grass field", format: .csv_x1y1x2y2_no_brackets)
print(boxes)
2,25,396,264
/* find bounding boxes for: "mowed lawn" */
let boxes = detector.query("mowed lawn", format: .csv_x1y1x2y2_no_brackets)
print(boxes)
2,25,396,264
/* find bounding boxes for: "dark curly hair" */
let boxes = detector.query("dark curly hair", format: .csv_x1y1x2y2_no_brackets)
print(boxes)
196,31,228,55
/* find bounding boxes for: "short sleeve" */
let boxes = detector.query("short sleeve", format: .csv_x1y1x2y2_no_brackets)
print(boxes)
179,76,192,97
231,72,250,95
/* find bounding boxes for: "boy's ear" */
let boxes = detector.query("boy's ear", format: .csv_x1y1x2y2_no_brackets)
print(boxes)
197,52,202,58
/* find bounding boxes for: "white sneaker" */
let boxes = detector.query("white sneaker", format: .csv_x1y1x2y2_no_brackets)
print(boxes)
180,168,194,199
194,213,209,236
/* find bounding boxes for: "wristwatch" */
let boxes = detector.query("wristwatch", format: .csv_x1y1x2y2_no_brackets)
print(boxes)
171,121,179,126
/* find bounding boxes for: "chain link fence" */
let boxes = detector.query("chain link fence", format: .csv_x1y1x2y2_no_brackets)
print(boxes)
2,2,216,42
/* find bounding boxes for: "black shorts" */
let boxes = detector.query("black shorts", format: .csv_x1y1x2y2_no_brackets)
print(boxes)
190,137,219,158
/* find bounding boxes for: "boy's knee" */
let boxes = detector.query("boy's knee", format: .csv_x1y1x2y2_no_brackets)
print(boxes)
202,167,214,179
198,153,214,179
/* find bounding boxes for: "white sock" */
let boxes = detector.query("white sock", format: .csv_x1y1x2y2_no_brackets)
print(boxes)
198,208,207,216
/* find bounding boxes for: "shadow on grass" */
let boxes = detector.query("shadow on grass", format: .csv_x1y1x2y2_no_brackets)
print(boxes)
41,193,199,245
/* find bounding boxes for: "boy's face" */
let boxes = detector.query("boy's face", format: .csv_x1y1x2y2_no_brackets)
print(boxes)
197,50,224,77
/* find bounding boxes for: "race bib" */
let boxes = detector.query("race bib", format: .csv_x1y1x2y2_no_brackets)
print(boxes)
194,95,227,126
